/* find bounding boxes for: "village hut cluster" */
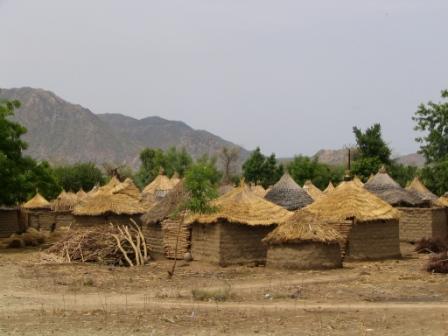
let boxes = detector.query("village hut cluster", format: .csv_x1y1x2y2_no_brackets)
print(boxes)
1,166,448,271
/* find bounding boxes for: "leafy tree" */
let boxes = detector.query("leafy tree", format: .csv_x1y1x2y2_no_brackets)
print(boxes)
163,147,192,178
413,90,448,163
420,159,448,196
287,156,344,189
353,123,391,164
135,148,165,187
242,147,283,188
388,162,418,188
351,157,382,182
184,155,220,213
54,163,105,192
0,99,61,204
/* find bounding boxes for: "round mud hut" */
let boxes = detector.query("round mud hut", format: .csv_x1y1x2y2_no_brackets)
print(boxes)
265,173,313,211
21,193,54,231
303,180,324,201
73,178,145,228
365,167,445,242
263,209,342,270
306,181,401,260
186,183,292,266
141,181,190,259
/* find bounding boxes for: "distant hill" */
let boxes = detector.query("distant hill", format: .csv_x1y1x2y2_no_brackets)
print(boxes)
0,87,249,168
394,153,425,167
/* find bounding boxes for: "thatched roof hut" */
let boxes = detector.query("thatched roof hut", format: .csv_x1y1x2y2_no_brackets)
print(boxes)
22,193,51,210
305,181,401,260
406,177,438,203
187,184,291,266
74,178,145,217
264,173,313,211
250,184,267,198
353,176,364,187
303,180,324,200
170,173,181,187
143,173,174,195
263,209,343,270
364,167,427,207
323,181,335,194
51,191,79,212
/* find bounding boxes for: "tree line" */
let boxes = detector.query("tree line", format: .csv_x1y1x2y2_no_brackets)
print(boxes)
1,89,448,207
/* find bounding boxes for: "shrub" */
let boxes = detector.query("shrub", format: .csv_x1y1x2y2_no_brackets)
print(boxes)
426,251,448,273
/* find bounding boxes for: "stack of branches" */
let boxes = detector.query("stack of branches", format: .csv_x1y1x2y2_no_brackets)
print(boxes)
47,220,149,267
414,238,447,254
426,251,448,273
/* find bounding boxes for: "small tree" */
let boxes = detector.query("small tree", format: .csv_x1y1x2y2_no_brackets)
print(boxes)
413,90,448,164
242,147,283,188
420,160,448,196
135,148,165,187
54,162,105,192
219,146,240,184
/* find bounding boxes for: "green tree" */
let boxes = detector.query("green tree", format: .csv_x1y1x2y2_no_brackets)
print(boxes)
0,99,61,204
287,156,344,189
184,155,221,213
163,147,193,178
242,147,283,188
54,163,105,192
135,148,165,187
388,162,418,188
420,160,448,196
413,90,448,163
351,123,392,179
219,146,240,184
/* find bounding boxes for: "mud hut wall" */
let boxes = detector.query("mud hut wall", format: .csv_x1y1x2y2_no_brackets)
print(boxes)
142,222,165,256
162,219,191,259
191,223,221,264
329,220,352,256
398,207,447,242
54,213,75,229
23,210,56,231
218,222,275,266
0,209,21,238
266,242,342,270
347,220,400,260
73,215,108,228
107,215,142,227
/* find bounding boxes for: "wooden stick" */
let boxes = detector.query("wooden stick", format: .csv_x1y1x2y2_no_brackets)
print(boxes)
112,234,134,267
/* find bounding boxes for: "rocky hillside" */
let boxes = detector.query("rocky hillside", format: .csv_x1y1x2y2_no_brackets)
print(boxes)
0,87,249,167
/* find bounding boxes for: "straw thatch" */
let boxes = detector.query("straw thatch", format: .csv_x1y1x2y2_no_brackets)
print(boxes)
22,193,51,210
323,182,335,194
76,189,87,200
303,180,324,200
263,209,342,245
250,184,267,198
353,176,364,187
406,177,438,202
218,184,234,196
437,193,448,207
186,183,292,226
141,181,188,225
142,174,174,195
264,173,313,211
170,173,181,187
306,180,400,222
51,191,79,212
74,178,145,216
364,167,427,207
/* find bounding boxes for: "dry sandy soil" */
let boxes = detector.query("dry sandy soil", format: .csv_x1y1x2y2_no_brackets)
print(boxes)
0,243,448,335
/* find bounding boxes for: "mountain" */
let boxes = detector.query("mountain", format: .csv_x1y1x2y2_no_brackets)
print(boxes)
314,148,425,167
0,87,249,167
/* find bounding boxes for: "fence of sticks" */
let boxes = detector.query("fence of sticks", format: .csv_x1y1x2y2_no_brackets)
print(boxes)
47,220,149,266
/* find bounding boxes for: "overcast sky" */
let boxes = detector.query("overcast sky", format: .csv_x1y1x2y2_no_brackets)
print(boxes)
1,1,447,157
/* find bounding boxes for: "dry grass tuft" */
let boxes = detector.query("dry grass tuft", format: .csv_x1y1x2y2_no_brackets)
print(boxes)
192,286,233,302
414,238,447,254
6,228,48,248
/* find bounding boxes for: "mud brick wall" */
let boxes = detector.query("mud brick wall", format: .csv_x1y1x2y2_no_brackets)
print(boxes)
191,223,221,264
162,219,191,259
266,242,342,270
54,213,75,229
398,207,447,242
347,220,400,260
0,209,20,238
73,215,108,228
218,223,275,266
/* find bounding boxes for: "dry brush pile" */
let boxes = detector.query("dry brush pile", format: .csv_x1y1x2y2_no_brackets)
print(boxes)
47,221,149,266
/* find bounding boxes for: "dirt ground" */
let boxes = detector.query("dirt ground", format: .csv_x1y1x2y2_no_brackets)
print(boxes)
0,243,448,335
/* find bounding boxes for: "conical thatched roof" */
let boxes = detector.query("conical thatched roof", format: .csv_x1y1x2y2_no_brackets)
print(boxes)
250,184,267,198
265,173,313,211
263,209,342,245
364,167,426,207
76,189,87,200
406,177,438,202
306,181,400,222
186,183,292,226
141,181,188,225
74,178,145,216
218,184,235,196
353,176,364,187
437,193,448,207
303,180,324,200
51,191,79,212
143,174,174,195
170,173,181,187
22,193,51,210
323,182,335,194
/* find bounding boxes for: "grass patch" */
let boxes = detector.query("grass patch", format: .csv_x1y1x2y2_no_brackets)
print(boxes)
192,287,232,302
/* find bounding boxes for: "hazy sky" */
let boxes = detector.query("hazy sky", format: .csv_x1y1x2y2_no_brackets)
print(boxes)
1,1,447,157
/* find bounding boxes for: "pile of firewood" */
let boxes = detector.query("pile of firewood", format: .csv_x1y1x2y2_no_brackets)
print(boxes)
47,221,149,266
